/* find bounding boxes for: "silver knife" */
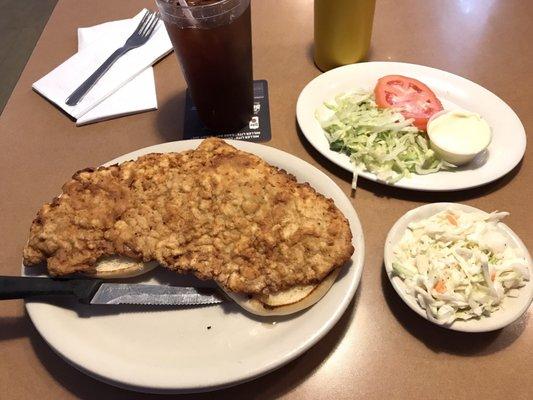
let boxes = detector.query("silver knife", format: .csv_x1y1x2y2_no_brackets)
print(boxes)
0,276,225,306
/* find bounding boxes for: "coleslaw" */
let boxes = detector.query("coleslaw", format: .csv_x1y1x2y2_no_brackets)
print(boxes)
315,90,454,183
391,208,530,324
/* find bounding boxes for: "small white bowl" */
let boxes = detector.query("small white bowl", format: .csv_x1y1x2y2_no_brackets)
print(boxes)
384,202,533,332
427,110,492,166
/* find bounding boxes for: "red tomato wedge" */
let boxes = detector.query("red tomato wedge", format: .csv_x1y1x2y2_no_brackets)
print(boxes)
374,75,443,131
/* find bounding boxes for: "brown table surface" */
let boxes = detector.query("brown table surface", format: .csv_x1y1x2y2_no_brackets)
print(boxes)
1,0,531,399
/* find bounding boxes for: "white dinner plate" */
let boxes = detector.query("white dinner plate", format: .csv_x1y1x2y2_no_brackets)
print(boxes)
23,140,364,393
296,62,526,191
384,203,532,332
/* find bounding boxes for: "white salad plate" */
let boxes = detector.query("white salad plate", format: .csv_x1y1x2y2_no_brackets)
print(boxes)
23,140,365,393
384,203,532,332
296,62,526,191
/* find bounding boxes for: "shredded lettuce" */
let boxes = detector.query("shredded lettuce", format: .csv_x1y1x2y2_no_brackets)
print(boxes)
315,90,455,183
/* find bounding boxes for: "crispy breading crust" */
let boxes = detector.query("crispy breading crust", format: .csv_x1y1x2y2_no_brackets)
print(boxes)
23,138,354,294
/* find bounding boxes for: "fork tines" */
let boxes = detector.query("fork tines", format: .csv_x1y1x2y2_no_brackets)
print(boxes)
136,10,160,38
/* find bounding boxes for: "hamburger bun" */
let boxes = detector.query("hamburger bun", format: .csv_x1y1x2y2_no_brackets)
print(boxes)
82,256,158,279
220,268,341,316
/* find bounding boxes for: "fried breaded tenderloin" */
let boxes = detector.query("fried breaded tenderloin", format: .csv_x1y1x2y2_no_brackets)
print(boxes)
23,138,354,294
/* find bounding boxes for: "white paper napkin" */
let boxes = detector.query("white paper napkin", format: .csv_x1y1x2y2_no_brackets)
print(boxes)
33,9,172,122
75,12,160,125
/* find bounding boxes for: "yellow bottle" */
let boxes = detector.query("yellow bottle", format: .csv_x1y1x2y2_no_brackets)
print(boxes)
314,0,376,72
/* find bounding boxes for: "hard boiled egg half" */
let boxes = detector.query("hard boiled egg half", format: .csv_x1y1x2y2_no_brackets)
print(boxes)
427,110,492,166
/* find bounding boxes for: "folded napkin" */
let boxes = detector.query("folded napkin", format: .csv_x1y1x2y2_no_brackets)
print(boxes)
75,12,160,125
33,9,172,123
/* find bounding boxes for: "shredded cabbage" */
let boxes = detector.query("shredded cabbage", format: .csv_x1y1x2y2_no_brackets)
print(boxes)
392,209,531,324
315,90,455,183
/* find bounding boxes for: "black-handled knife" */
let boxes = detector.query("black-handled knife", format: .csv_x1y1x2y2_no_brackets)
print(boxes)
0,276,225,306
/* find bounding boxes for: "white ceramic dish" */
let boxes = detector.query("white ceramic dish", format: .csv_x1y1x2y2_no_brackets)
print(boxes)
426,110,492,166
296,62,526,191
384,202,532,332
23,139,365,393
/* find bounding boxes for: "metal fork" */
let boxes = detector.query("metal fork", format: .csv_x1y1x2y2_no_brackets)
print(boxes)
65,11,160,106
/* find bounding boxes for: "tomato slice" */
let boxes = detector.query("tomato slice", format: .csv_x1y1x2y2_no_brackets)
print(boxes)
374,75,443,131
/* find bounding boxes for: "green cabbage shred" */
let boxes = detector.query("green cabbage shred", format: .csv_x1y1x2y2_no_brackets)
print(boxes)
315,90,454,183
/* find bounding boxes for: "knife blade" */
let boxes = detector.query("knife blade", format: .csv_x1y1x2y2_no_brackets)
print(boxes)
90,283,225,305
0,276,225,306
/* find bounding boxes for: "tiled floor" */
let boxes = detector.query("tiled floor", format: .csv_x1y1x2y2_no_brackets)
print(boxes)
0,0,57,114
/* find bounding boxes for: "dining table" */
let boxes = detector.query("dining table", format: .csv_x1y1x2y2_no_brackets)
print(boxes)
0,0,531,399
